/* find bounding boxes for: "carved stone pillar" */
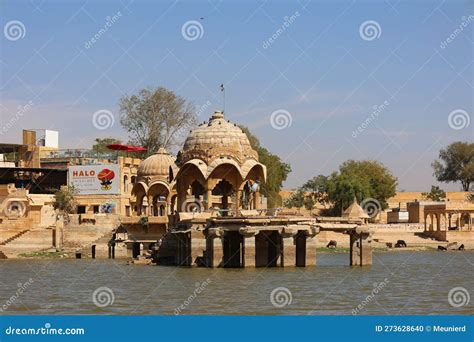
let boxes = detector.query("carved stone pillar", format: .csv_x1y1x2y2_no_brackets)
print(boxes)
205,228,222,267
205,179,216,210
176,180,187,213
305,226,318,266
239,227,257,267
349,227,372,266
236,189,242,211
280,227,297,267
255,191,261,210
148,196,154,216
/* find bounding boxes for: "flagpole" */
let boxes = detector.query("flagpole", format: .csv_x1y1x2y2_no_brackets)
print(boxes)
221,84,225,114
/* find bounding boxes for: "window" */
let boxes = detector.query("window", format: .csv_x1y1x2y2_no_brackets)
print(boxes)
77,206,86,214
93,206,100,214
124,175,128,193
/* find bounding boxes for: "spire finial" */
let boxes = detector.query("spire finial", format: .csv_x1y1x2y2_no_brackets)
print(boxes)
211,110,224,120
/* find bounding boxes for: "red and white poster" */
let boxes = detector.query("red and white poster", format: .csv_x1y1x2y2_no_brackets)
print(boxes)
68,165,120,195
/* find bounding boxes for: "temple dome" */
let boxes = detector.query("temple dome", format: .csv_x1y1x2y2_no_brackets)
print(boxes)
342,197,370,220
181,111,258,165
137,147,176,178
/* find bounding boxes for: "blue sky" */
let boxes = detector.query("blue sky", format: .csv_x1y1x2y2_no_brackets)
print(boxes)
0,0,472,191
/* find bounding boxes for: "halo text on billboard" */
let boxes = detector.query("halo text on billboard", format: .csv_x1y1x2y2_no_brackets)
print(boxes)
68,165,120,195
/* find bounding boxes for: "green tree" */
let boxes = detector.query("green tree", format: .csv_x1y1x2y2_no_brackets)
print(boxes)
283,189,305,212
432,141,474,191
92,137,122,154
240,126,291,208
422,185,446,201
302,175,330,207
326,160,397,215
53,186,78,222
303,195,315,212
120,87,196,153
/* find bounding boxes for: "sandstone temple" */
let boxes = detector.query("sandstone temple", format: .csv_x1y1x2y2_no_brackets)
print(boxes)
121,111,373,267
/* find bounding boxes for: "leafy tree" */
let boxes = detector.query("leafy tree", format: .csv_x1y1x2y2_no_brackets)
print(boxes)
432,142,474,191
53,186,78,222
120,87,196,153
240,126,292,208
422,185,446,202
326,160,397,215
283,189,305,211
303,195,315,212
92,137,122,154
302,175,330,207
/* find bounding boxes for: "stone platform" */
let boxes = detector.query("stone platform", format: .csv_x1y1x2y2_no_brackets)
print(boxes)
154,215,373,267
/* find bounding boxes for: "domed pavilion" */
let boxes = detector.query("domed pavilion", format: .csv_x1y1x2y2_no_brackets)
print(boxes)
124,110,372,268
131,147,178,217
175,110,266,213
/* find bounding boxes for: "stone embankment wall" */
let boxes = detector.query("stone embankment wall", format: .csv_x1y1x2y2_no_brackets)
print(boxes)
317,224,474,249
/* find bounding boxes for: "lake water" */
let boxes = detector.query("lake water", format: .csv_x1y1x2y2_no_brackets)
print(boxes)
0,252,472,315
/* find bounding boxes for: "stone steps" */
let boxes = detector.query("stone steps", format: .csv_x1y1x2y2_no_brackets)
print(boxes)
5,229,53,248
0,229,30,245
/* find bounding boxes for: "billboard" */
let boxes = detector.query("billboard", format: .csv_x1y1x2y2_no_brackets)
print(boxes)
68,165,120,195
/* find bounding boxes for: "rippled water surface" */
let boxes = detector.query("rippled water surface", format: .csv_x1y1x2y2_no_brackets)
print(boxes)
0,252,473,315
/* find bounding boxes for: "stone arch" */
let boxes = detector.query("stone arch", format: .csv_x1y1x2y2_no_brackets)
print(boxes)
131,182,147,216
212,179,234,212
244,164,266,183
241,159,267,182
207,162,243,190
148,181,171,217
176,159,207,181
207,158,244,180
176,161,207,212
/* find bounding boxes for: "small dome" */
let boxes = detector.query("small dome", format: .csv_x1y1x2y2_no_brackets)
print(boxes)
138,147,176,178
181,111,258,164
343,197,370,219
